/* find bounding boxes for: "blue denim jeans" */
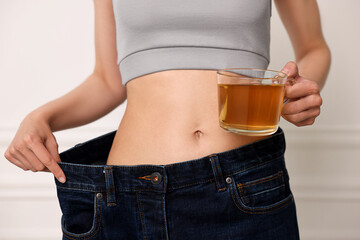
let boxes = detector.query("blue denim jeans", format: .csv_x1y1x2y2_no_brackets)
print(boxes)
54,127,300,240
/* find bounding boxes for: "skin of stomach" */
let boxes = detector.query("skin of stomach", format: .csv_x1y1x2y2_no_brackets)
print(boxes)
106,69,268,166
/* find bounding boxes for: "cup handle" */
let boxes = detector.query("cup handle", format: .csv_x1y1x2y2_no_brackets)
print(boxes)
283,77,296,104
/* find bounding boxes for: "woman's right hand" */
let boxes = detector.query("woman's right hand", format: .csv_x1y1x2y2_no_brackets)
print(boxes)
3,112,66,183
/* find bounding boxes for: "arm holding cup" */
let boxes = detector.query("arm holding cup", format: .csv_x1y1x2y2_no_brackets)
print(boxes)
275,0,331,126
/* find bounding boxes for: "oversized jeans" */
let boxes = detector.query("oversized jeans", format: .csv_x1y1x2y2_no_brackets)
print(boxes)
54,127,300,240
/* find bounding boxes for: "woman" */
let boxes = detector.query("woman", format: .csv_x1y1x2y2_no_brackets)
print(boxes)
4,0,330,239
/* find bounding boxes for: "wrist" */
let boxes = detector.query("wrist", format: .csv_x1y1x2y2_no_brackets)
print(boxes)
26,108,53,128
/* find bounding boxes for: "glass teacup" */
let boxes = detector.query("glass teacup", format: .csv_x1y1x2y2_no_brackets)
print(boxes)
217,68,293,136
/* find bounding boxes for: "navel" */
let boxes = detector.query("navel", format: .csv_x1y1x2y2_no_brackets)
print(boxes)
193,130,204,139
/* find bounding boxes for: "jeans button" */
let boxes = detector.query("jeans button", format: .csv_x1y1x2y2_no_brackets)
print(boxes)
225,177,232,184
96,193,103,199
151,172,162,184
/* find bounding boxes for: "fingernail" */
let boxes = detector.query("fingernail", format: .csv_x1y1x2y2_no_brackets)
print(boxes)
59,177,66,183
282,68,290,75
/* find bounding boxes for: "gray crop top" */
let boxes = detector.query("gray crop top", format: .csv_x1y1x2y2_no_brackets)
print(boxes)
112,0,272,86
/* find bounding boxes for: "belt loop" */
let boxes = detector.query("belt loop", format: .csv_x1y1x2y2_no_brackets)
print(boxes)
104,166,117,207
209,154,226,192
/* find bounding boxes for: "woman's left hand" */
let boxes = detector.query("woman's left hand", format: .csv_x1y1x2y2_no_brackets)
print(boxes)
280,61,323,127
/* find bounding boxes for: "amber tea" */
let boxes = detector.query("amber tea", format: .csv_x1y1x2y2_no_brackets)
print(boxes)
217,68,289,136
218,83,285,135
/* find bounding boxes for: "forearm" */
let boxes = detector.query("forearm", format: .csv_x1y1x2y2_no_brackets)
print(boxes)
30,73,127,132
296,44,331,90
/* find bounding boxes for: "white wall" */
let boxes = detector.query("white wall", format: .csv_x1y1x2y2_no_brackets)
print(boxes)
0,0,359,239
269,1,360,239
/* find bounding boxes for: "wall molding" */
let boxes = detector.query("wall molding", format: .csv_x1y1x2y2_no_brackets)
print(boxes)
0,126,116,147
0,229,60,240
292,182,360,201
300,230,360,240
283,126,360,149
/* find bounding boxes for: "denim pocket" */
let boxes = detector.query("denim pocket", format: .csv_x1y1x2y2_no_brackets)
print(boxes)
228,157,294,214
56,187,102,239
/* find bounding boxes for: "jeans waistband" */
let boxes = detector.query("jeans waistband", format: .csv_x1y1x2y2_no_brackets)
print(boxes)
56,128,286,194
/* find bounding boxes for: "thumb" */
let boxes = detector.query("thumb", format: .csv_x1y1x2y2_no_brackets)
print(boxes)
281,61,299,79
281,61,299,102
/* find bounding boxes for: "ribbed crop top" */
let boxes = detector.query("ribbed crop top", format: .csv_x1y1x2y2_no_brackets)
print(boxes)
112,0,272,86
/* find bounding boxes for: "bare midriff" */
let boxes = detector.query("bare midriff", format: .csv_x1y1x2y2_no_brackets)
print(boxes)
106,69,268,166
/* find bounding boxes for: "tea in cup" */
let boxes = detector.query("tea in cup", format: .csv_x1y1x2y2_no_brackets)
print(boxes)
217,68,292,136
